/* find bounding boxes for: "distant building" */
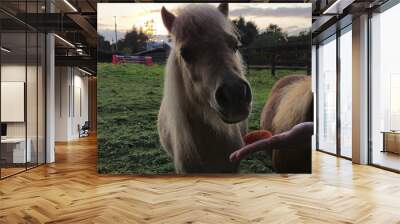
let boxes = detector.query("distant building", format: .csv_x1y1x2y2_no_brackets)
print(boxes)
146,35,172,51
146,41,167,51
136,42,171,64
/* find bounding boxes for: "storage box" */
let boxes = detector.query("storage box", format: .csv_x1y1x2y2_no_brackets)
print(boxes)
383,132,400,154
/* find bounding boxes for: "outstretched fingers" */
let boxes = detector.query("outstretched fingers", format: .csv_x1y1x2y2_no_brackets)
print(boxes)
229,122,314,162
229,138,272,162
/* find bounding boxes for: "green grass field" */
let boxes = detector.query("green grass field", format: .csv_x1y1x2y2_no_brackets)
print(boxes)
97,63,306,174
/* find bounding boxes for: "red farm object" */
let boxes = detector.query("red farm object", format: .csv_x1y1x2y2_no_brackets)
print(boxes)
112,55,153,66
145,56,153,66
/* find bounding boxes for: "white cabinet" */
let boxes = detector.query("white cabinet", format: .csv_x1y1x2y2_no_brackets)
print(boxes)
1,138,32,163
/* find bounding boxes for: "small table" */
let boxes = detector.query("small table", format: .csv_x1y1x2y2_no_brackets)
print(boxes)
1,138,31,164
381,131,400,154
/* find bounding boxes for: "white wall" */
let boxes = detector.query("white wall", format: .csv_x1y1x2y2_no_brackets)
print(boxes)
1,64,26,81
1,63,46,164
76,71,89,139
54,67,89,141
1,65,26,140
1,82,25,122
55,66,70,141
1,65,39,138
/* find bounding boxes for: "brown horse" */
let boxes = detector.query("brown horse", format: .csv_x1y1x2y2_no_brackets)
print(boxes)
230,75,313,173
261,75,313,172
157,4,252,174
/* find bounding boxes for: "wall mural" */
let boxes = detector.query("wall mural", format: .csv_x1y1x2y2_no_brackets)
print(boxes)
97,3,313,174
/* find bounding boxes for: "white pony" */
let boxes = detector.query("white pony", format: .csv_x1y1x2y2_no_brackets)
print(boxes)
157,3,252,173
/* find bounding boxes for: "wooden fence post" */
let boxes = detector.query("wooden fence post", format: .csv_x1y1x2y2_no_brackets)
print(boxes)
307,63,311,75
271,49,276,77
245,48,250,75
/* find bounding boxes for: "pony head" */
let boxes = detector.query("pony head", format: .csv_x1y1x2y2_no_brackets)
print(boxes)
161,3,252,124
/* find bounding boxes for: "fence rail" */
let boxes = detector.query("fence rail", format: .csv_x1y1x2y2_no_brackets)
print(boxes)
248,65,308,70
241,43,311,76
99,42,311,76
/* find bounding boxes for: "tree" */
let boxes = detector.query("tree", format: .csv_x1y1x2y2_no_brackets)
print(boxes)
115,26,149,54
98,34,113,62
98,34,111,52
232,17,258,47
252,24,288,48
143,19,155,40
287,30,310,43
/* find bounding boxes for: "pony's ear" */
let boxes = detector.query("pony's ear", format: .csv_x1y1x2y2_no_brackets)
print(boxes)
161,6,175,33
218,3,229,17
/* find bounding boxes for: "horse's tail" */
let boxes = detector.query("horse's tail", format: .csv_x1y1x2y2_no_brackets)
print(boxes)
261,75,313,134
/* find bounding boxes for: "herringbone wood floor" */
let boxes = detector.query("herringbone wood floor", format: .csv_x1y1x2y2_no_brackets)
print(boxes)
1,135,400,224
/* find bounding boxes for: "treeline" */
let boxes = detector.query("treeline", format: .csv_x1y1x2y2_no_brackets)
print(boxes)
98,27,149,62
232,17,310,70
98,17,310,69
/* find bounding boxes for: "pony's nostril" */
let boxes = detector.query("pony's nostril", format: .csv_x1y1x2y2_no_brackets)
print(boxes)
244,82,252,103
215,85,230,108
216,81,251,110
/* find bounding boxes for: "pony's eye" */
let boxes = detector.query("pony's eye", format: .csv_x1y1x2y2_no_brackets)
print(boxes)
180,47,193,62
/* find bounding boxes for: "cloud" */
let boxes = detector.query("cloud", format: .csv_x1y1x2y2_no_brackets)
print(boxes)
148,8,160,14
229,6,311,18
148,7,180,15
97,22,112,28
286,25,309,36
98,29,126,42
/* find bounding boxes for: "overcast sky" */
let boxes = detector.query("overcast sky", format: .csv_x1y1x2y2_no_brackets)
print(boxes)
98,3,311,43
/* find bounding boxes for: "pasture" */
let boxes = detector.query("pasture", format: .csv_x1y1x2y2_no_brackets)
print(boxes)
97,63,306,174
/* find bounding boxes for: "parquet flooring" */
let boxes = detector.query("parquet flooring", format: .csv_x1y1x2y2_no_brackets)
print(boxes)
1,167,26,178
1,135,400,223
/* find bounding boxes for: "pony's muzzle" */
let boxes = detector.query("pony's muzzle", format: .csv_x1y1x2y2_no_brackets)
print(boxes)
215,79,252,124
